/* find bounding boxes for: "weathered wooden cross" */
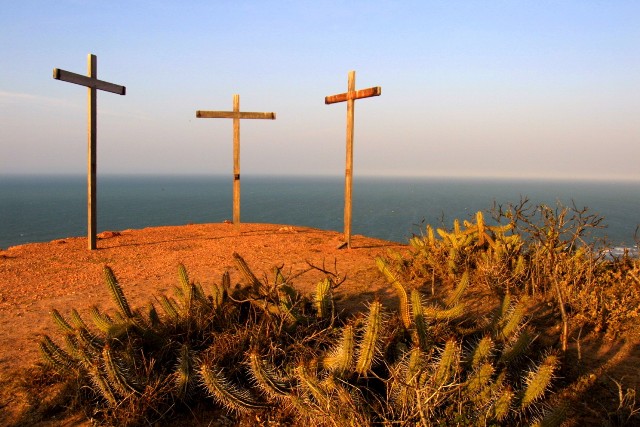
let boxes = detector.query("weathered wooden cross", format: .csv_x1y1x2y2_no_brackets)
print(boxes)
325,70,381,248
196,95,275,228
53,54,126,250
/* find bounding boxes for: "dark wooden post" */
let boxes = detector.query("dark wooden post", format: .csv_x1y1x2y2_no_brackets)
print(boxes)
53,54,126,250
196,95,275,229
325,70,381,248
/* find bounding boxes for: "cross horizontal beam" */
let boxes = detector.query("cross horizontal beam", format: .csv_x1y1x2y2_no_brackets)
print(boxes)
196,111,276,119
325,86,381,105
53,68,126,95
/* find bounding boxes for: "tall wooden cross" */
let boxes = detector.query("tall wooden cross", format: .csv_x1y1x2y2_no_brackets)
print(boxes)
196,95,275,228
325,70,381,248
53,54,126,250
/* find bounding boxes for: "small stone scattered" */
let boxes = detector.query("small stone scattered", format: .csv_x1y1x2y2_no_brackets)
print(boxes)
97,231,121,239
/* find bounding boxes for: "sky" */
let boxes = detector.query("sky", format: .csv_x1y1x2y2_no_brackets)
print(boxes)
1,1,639,180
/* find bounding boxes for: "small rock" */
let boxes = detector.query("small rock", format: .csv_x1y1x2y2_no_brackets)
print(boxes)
97,231,121,239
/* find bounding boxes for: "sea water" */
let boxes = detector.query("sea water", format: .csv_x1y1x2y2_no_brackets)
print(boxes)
1,175,639,250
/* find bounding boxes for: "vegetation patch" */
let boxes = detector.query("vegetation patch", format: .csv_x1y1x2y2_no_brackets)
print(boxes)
18,202,640,425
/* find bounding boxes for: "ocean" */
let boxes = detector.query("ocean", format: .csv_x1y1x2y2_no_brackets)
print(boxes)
1,175,639,250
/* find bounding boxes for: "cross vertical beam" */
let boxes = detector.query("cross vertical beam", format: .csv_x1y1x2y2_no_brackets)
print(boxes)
53,54,126,250
325,70,381,248
233,94,241,226
88,55,97,251
196,95,275,229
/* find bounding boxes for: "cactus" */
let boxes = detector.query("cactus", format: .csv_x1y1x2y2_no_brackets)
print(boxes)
39,335,77,372
103,343,140,396
103,266,133,319
490,386,514,421
233,252,262,293
465,362,495,407
376,257,411,329
211,282,226,310
520,353,559,410
200,363,268,413
158,295,180,321
470,336,494,368
445,270,470,308
411,289,429,351
392,347,426,409
498,298,528,341
89,365,118,406
174,343,196,399
295,362,331,408
51,308,75,334
178,263,191,293
90,306,114,333
36,248,564,426
432,339,460,387
423,303,465,320
323,324,355,376
499,327,534,364
355,300,383,376
315,277,333,319
248,350,293,399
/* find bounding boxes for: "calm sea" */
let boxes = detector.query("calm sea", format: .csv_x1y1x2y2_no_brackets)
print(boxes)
1,175,639,249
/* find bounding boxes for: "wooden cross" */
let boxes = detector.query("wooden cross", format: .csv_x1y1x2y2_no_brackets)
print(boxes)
196,95,275,228
325,70,381,248
53,54,126,250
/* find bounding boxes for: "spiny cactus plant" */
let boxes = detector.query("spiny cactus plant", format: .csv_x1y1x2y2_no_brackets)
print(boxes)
376,254,562,425
38,247,564,426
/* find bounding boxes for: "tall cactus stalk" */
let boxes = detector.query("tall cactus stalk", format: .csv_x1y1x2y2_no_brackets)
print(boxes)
103,266,133,319
315,277,333,319
520,354,559,410
323,324,355,376
233,252,262,293
445,270,469,308
433,339,459,387
376,257,411,329
355,300,383,376
411,289,429,351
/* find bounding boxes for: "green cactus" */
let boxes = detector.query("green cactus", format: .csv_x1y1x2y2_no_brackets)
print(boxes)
376,256,411,329
233,252,262,293
355,300,383,376
103,265,133,319
470,336,494,368
432,339,460,387
520,353,559,410
200,363,269,413
248,350,293,399
315,277,333,319
323,324,355,376
39,335,77,373
35,246,565,426
174,343,196,399
445,270,470,308
410,289,429,351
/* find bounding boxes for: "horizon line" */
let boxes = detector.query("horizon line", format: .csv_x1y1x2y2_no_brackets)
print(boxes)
2,171,640,183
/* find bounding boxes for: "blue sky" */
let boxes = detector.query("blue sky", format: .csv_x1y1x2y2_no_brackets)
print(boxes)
1,1,639,179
